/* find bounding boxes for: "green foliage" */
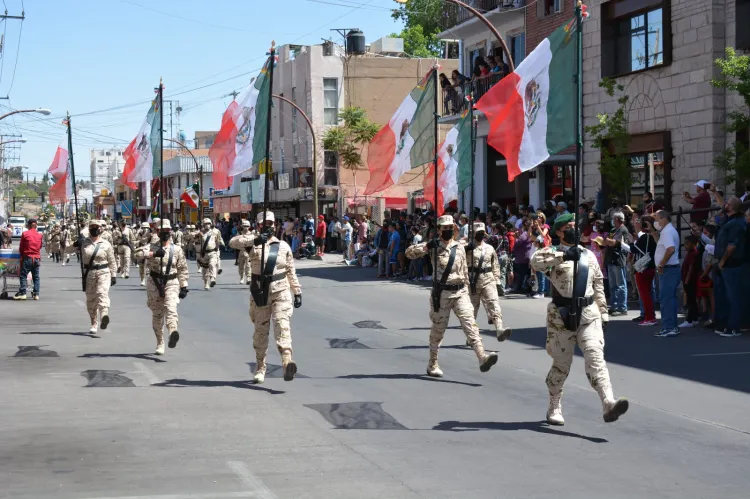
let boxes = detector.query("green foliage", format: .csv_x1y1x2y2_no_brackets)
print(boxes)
322,107,379,172
391,0,442,58
584,78,631,202
710,47,750,186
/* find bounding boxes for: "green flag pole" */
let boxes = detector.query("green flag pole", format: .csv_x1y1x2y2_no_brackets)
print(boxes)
571,2,584,327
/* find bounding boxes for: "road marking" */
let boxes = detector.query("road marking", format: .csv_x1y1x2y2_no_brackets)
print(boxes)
75,299,85,308
692,351,750,357
79,492,257,499
227,461,277,499
133,361,161,385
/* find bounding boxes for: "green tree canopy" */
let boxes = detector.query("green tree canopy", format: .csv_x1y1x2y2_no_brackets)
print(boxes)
391,0,443,57
322,107,380,195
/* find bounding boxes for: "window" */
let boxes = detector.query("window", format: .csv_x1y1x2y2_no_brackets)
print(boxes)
323,151,339,186
508,33,525,66
602,1,671,77
629,151,665,208
323,78,338,126
739,0,750,50
537,0,561,17
291,87,297,133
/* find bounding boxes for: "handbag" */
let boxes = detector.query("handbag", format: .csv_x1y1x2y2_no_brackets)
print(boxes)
633,236,652,273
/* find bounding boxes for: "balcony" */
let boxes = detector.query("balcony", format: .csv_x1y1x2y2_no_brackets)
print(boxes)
439,0,521,34
441,72,506,119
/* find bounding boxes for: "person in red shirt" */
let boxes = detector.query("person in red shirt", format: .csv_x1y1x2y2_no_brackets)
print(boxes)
315,215,327,257
679,235,701,327
15,218,43,300
684,180,712,225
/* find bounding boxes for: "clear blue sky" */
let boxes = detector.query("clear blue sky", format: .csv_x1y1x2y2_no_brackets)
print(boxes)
2,0,402,181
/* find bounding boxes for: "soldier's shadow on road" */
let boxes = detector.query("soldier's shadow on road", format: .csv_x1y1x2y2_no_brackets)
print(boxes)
20,331,100,338
432,420,608,443
79,353,166,363
337,373,482,388
152,378,285,395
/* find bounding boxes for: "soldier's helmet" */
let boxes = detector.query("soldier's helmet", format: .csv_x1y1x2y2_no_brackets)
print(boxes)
202,218,212,225
473,222,486,233
159,219,172,231
437,215,454,227
257,211,275,224
141,222,150,229
151,217,161,225
241,219,251,228
88,219,103,227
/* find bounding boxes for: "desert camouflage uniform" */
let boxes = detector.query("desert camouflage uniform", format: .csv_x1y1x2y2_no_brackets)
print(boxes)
197,228,222,288
230,230,300,382
101,227,113,244
43,227,52,257
49,226,62,261
135,240,189,353
230,227,255,284
406,235,498,376
465,238,510,338
531,245,626,424
81,236,117,330
117,225,134,278
136,227,152,282
172,228,183,247
211,226,224,273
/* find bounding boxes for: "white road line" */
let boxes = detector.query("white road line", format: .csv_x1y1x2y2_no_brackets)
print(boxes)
80,492,257,499
75,299,85,308
692,351,750,357
133,361,161,385
227,461,277,499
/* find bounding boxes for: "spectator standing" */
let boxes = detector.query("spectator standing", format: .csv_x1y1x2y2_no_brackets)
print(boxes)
698,225,717,327
339,216,353,261
387,222,401,278
632,217,657,326
603,212,631,316
374,221,389,277
408,226,423,280
653,210,681,337
512,220,532,294
14,219,43,300
315,215,326,257
684,180,712,225
679,235,701,328
713,197,747,337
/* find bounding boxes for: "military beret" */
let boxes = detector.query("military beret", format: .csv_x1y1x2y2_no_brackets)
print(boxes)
552,213,574,232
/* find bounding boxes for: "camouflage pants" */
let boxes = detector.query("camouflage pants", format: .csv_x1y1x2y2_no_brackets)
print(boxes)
545,313,613,405
470,280,505,331
199,252,219,284
146,279,180,341
85,270,111,325
497,253,509,290
139,262,146,280
117,246,131,276
428,291,485,362
49,243,61,253
250,289,293,360
238,252,251,280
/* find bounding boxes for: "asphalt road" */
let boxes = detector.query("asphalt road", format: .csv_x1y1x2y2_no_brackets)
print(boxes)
2,252,750,499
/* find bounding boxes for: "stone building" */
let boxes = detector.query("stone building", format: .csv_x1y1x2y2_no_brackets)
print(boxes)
582,0,750,210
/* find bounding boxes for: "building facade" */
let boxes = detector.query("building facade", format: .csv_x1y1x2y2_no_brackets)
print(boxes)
90,148,125,196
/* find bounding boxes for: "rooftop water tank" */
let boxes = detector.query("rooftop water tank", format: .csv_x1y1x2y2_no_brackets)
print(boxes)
346,29,366,55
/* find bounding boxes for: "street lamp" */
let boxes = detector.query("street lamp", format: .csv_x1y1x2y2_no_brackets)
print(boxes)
393,0,515,72
0,138,27,147
0,108,52,121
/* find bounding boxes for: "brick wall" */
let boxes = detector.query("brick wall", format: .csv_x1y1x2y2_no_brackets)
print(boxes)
525,0,575,56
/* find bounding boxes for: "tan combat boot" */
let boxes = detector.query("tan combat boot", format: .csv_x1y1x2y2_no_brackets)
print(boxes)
546,392,565,425
253,358,267,384
426,350,443,377
602,398,630,423
154,331,165,355
281,351,297,381
472,341,499,372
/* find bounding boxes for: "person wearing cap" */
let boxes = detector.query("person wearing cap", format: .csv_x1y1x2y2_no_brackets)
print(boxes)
134,219,189,355
183,225,193,259
684,180,712,225
72,220,117,333
530,213,628,426
100,222,114,245
197,217,224,289
15,219,44,300
49,223,62,263
149,218,162,245
406,214,500,378
229,210,302,384
464,221,513,343
230,219,255,284
315,214,326,257
172,222,184,248
135,222,153,285
115,220,134,278
339,216,353,261
602,211,631,316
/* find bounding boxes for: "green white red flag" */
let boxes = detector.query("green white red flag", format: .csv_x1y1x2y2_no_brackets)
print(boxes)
181,183,200,209
121,95,162,189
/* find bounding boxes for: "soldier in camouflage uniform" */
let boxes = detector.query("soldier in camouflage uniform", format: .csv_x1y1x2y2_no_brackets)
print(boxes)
116,220,134,278
101,222,114,244
405,215,499,378
172,223,184,248
230,219,254,284
74,220,117,334
464,222,512,342
530,213,629,425
229,211,301,383
136,222,152,286
197,218,223,290
49,224,62,263
134,219,189,355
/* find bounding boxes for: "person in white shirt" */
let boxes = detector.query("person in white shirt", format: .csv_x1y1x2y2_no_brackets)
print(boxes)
653,210,681,337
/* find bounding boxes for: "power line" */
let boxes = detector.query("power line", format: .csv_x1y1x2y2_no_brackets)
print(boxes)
6,17,22,95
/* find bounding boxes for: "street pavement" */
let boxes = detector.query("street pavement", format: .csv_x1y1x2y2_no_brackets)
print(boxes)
2,251,750,499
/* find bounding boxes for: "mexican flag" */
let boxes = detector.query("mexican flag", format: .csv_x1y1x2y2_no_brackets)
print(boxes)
47,146,69,181
181,183,200,209
475,19,577,182
209,58,273,190
364,68,436,195
121,94,162,189
48,147,73,205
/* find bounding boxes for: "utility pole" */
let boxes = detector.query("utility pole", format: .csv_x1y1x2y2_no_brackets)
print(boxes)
0,9,25,100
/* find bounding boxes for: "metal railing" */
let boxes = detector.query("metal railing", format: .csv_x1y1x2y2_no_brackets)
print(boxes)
442,72,506,116
439,1,512,32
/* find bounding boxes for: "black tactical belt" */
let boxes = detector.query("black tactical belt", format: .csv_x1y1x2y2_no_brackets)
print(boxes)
150,272,178,281
467,267,492,273
251,273,286,282
205,247,218,252
553,295,595,307
87,263,109,271
439,283,464,291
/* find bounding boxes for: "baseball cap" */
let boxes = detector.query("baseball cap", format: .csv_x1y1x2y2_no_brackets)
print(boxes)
695,180,709,189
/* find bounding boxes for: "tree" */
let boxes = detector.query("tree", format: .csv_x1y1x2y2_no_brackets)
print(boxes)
710,47,750,187
585,78,631,203
391,0,443,57
322,107,380,198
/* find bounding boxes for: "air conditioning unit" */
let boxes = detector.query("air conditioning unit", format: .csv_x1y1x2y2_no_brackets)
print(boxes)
370,37,404,56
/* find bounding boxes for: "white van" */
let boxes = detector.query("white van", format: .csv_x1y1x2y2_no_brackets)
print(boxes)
8,216,26,238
